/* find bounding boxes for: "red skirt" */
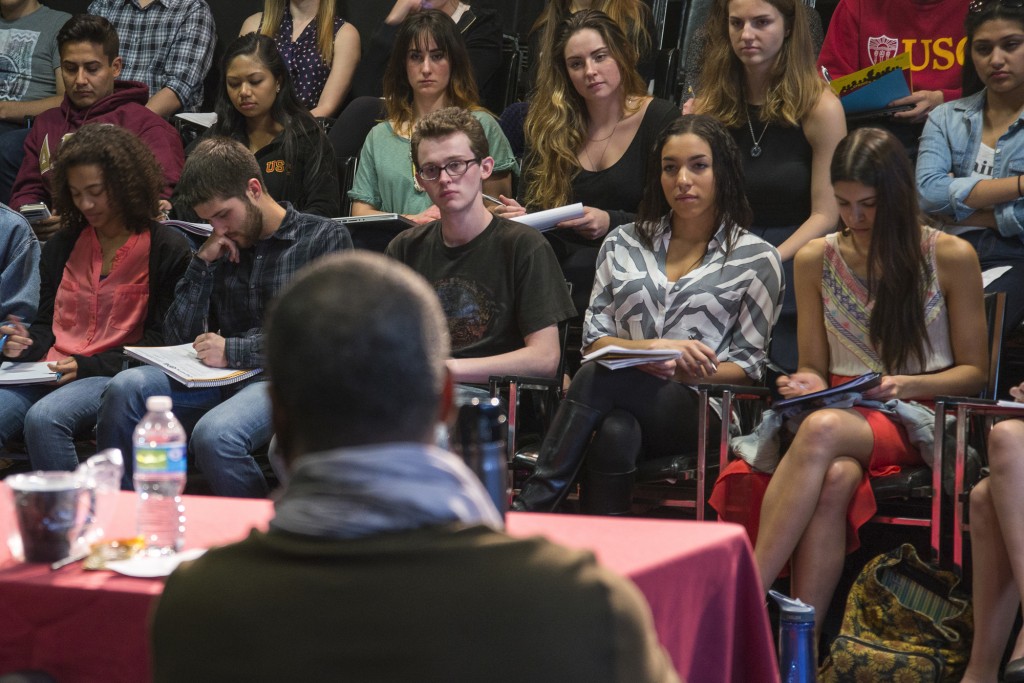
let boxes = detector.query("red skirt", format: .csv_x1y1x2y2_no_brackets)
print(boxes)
709,406,923,558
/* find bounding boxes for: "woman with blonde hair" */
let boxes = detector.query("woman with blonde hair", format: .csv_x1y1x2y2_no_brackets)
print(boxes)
497,10,679,312
240,0,360,119
693,0,845,371
349,10,515,224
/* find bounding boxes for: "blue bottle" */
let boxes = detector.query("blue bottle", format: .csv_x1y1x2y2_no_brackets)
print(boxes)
769,589,816,683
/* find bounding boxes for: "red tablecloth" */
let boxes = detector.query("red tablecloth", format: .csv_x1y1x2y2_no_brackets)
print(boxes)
0,492,777,683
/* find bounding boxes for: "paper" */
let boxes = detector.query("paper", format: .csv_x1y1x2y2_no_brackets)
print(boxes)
773,372,882,411
174,112,217,128
105,548,206,578
996,400,1024,410
0,361,59,385
162,219,212,237
582,345,682,370
511,203,585,231
830,53,913,116
983,265,1012,288
124,344,262,388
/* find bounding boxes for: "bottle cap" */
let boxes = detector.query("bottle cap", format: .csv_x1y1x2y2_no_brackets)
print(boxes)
769,589,815,622
146,395,172,412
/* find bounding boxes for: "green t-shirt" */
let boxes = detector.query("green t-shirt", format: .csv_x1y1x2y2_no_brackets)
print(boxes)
349,109,517,215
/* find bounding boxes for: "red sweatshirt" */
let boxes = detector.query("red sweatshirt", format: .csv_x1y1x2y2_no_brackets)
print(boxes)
817,0,969,104
10,80,184,210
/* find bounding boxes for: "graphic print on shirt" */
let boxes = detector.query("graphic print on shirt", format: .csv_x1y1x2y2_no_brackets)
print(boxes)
0,28,39,101
38,132,74,176
434,277,496,350
867,34,966,72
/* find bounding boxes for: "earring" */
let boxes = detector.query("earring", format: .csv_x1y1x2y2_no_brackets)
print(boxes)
276,85,281,93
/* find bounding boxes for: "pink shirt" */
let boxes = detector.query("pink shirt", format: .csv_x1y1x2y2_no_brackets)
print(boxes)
47,228,151,361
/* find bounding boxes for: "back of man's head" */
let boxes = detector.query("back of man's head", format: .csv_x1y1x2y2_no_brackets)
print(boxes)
267,252,451,460
58,14,119,62
410,106,490,169
176,137,263,208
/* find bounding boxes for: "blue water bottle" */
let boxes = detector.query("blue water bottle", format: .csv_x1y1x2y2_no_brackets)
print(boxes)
769,589,816,683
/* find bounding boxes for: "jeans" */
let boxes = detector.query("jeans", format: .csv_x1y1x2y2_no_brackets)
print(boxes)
0,376,111,471
96,366,273,497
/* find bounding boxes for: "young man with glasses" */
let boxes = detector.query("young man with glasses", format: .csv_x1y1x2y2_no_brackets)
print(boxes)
385,106,574,388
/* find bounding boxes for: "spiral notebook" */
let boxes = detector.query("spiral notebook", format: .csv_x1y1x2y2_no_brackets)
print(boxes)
124,344,262,388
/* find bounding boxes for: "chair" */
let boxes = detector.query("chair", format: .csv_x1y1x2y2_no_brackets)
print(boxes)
490,34,525,114
867,290,1005,567
652,47,680,105
338,156,357,217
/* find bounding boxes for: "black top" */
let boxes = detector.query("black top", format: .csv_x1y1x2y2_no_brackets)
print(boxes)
730,107,813,229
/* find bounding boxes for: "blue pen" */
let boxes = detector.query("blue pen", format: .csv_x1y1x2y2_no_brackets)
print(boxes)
0,334,8,352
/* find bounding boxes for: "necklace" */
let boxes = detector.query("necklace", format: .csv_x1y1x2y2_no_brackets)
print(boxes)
745,105,769,158
583,113,624,170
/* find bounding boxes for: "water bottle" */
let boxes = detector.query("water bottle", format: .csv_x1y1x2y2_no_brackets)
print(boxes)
769,589,816,683
133,396,186,555
452,397,508,518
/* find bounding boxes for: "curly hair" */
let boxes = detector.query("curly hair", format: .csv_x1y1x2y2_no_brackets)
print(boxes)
212,34,331,187
523,9,648,211
634,115,752,253
382,11,481,136
257,0,337,65
50,123,162,235
695,0,824,127
831,127,931,373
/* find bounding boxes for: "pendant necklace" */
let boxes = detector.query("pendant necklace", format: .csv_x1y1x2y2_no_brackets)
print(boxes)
745,104,769,159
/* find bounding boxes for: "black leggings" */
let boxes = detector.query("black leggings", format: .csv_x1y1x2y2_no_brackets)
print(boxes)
567,362,721,474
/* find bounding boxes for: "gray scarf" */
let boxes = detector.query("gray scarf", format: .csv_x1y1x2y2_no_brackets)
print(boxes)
270,443,503,538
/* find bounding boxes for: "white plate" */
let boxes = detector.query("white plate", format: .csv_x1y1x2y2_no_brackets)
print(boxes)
105,548,206,578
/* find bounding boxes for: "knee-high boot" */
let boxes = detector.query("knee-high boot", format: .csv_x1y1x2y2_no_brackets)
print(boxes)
512,399,603,512
580,469,635,515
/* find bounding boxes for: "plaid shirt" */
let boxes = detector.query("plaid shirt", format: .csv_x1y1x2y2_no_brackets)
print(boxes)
164,205,353,369
88,0,215,112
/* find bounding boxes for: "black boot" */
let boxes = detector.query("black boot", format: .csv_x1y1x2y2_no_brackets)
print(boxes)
580,469,635,515
512,400,602,512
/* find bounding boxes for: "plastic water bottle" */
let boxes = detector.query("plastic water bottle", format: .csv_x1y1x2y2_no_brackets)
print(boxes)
133,396,186,555
769,590,816,683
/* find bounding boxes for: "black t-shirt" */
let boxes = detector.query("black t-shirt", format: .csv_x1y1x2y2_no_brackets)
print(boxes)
385,216,576,359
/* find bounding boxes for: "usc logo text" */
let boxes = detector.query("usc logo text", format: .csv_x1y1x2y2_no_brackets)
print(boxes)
265,160,287,174
901,38,968,71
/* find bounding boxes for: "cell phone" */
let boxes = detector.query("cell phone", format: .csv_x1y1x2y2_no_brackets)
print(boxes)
20,203,51,224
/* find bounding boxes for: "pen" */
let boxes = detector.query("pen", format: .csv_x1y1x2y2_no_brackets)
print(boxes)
820,65,832,83
482,194,503,206
0,334,8,353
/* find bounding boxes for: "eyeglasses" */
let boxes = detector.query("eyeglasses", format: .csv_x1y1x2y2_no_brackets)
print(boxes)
416,158,480,181
970,0,1024,13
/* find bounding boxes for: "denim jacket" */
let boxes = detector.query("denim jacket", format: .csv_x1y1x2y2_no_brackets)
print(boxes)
917,89,1024,239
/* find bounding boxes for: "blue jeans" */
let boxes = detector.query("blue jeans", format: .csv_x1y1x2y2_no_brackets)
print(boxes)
96,366,273,497
0,376,110,470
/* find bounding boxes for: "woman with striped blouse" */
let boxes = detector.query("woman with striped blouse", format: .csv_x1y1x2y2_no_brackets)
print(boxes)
513,115,783,515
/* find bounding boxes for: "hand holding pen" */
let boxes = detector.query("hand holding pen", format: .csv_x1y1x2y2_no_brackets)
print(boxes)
0,315,31,358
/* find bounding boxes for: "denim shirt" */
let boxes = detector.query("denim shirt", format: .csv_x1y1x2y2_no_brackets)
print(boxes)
917,89,1024,239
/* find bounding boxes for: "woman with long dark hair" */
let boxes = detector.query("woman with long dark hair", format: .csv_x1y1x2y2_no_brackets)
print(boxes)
513,115,783,515
714,127,988,641
349,10,514,224
206,33,339,217
0,124,189,471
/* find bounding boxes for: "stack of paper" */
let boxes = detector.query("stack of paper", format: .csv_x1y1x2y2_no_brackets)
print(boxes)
124,344,262,388
162,219,212,237
582,345,682,370
0,362,59,385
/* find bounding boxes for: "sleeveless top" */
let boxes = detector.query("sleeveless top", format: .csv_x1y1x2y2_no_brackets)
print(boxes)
729,106,812,228
822,227,953,376
270,7,346,110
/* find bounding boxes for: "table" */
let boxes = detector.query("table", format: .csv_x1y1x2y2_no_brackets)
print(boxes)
0,492,777,683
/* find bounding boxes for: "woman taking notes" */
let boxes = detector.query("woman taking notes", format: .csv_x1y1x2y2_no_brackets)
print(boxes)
514,115,783,515
713,127,988,640
0,124,189,471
